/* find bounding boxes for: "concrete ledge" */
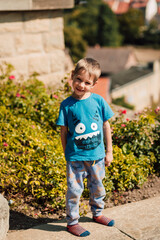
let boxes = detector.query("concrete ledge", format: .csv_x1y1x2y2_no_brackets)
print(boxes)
0,195,9,240
5,196,160,240
0,0,74,11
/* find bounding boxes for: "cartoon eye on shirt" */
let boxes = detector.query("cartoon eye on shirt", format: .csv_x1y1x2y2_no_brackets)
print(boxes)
75,123,86,134
74,122,101,150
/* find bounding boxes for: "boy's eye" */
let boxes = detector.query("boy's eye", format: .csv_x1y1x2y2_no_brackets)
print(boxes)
86,82,91,85
77,78,82,82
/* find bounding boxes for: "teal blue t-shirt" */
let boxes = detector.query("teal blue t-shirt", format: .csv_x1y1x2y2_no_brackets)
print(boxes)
56,93,114,161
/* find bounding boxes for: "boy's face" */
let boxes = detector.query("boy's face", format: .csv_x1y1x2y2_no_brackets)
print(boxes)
71,70,96,99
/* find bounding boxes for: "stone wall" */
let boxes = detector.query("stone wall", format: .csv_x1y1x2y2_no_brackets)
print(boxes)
0,194,9,240
0,0,74,11
0,0,74,88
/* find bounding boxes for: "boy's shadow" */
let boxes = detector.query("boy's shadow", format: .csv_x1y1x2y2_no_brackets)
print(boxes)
33,216,93,232
10,210,92,232
9,210,59,231
33,221,66,232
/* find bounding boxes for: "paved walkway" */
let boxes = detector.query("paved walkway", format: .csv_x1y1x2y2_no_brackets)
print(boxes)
5,195,160,240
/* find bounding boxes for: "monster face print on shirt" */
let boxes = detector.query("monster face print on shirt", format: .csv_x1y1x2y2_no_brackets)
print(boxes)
73,110,101,150
57,94,114,161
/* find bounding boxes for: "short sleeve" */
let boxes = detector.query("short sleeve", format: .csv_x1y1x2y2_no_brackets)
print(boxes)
56,103,68,126
101,98,114,122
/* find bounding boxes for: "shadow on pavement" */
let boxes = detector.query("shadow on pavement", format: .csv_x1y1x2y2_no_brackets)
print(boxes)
33,216,93,232
9,210,60,231
10,210,93,232
33,223,66,232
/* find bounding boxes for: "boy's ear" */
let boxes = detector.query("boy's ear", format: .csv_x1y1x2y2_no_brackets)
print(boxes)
71,70,75,80
92,80,98,88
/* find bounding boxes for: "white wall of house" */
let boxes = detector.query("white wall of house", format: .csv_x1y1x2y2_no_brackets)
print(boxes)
125,52,137,69
111,61,160,111
145,0,158,22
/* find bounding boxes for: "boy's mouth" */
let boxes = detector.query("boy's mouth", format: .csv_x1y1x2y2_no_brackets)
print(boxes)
76,87,84,92
74,131,101,150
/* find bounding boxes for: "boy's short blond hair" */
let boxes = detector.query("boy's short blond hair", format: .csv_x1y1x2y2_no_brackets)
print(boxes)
74,58,101,83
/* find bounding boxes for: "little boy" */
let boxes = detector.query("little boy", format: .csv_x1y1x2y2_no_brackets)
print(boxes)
57,58,115,237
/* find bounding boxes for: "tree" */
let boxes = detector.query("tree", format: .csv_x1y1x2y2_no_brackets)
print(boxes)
64,0,122,61
64,25,87,63
65,0,101,46
142,20,160,47
117,8,144,44
97,4,122,46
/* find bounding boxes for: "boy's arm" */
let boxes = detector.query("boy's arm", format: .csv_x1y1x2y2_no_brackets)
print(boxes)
103,120,113,167
60,126,68,153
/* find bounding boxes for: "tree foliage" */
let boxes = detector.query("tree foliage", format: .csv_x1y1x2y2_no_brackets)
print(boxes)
64,25,87,63
117,8,144,44
98,4,122,46
64,0,122,62
70,0,101,46
137,20,160,47
65,2,160,62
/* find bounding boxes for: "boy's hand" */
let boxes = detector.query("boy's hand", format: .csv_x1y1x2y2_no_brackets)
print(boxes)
105,151,113,167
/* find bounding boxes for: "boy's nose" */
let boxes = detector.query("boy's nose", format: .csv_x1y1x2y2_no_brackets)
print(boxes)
79,81,85,88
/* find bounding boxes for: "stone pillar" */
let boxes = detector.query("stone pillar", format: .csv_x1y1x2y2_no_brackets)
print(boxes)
0,194,9,240
0,0,74,89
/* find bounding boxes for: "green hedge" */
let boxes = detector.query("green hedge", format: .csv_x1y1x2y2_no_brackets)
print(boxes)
111,108,160,174
112,96,135,110
0,63,159,212
1,116,66,209
105,146,155,192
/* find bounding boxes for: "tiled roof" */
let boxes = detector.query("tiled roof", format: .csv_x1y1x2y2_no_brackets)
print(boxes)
91,77,110,102
115,2,130,14
133,48,160,63
130,0,148,8
111,66,152,90
86,47,136,74
106,0,115,8
105,0,130,14
131,2,147,8
104,0,160,14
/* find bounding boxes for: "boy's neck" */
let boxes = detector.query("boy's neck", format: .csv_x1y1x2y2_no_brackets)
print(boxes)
72,92,91,100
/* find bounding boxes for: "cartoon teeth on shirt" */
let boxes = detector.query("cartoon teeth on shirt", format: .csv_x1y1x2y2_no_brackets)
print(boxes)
73,111,101,150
